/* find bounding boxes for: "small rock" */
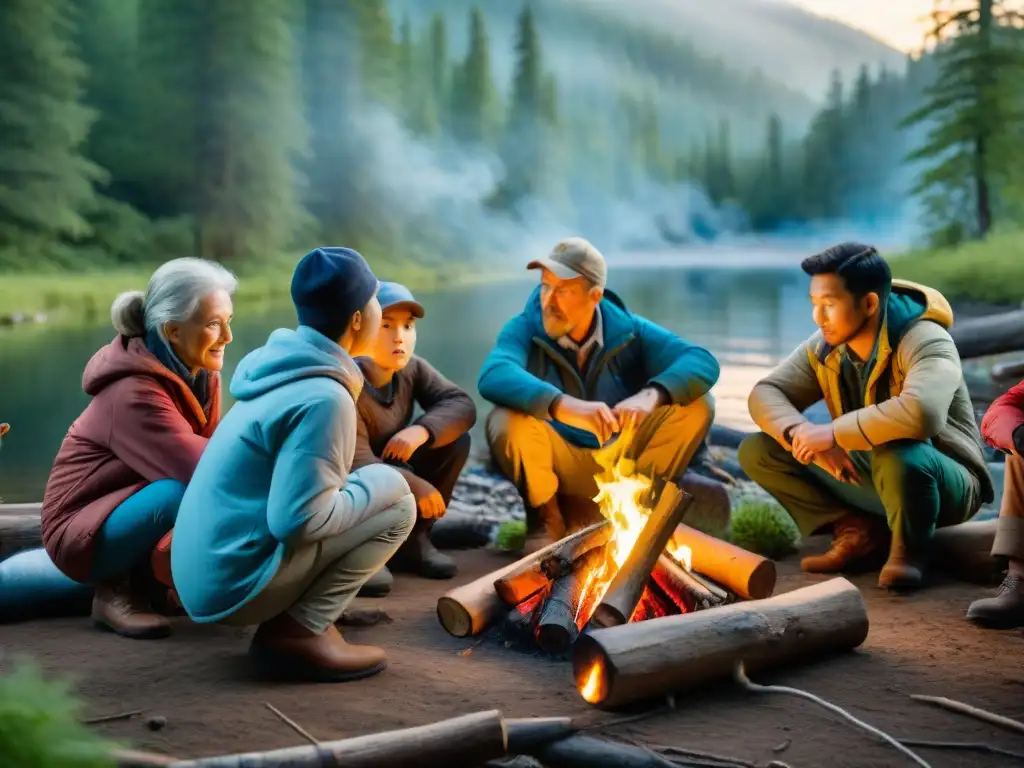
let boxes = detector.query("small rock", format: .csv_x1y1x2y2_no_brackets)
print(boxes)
146,715,167,731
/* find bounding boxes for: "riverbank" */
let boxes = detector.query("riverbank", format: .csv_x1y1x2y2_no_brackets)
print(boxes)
0,259,516,330
890,229,1024,308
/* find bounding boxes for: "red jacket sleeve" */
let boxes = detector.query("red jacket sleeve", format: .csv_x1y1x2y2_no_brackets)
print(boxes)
980,380,1024,454
107,378,209,484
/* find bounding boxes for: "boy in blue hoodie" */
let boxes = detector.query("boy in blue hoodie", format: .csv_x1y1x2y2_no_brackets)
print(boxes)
171,247,416,682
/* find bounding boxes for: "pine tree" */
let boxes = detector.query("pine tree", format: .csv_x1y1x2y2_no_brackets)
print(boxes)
355,0,397,107
428,13,448,108
452,8,498,145
0,0,104,257
902,0,1024,242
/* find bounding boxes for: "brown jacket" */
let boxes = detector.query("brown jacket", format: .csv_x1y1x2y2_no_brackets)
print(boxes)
41,336,221,582
353,356,476,500
748,280,994,506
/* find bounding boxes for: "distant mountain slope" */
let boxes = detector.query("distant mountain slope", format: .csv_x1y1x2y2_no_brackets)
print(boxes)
570,0,909,98
390,0,820,147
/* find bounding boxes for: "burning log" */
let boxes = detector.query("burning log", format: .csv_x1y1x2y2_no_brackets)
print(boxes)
437,522,609,638
494,520,612,606
651,554,725,611
536,545,610,655
669,523,777,600
572,577,869,708
502,587,549,649
590,480,690,628
931,518,1003,584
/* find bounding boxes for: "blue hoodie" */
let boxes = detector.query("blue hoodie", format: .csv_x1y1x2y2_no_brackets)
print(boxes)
171,325,372,623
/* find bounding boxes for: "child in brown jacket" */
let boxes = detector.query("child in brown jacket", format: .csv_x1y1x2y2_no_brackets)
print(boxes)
354,282,477,580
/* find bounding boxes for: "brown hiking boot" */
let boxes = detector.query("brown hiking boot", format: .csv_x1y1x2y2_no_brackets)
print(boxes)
524,497,567,554
92,579,171,639
878,536,925,591
251,613,387,682
800,513,886,574
966,572,1024,628
389,520,458,579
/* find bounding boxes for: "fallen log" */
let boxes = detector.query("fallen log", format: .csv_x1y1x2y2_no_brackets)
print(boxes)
669,523,777,600
650,554,725,611
169,709,507,767
0,504,42,559
572,577,869,708
494,521,612,606
536,545,610,655
438,523,608,638
528,734,678,768
950,308,1024,360
931,519,1003,584
591,481,690,629
990,358,1024,383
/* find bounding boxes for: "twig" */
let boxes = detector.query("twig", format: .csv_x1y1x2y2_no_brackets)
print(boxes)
82,709,145,725
734,662,931,768
111,747,179,767
900,739,1024,761
264,702,320,746
653,743,757,768
910,694,1024,737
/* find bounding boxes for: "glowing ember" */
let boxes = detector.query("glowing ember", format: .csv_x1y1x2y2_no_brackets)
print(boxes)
669,542,693,571
580,659,604,703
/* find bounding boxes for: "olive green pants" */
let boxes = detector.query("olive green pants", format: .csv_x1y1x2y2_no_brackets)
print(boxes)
738,433,980,552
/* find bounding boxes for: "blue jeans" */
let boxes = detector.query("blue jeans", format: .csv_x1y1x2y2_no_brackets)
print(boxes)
0,479,185,619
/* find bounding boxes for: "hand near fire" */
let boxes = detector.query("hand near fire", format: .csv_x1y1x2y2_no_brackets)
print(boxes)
418,488,447,519
612,387,665,431
789,422,836,464
551,395,619,445
382,425,430,463
812,445,862,483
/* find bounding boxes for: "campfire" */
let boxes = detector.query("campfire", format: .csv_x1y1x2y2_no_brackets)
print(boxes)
437,419,780,673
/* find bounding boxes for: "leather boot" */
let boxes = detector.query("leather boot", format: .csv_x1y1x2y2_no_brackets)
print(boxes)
357,565,393,598
966,570,1024,628
878,536,925,590
390,520,458,579
800,513,886,574
250,612,387,682
524,497,566,554
92,578,171,639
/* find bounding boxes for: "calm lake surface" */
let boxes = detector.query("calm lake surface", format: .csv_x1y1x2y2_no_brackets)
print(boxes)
0,261,815,503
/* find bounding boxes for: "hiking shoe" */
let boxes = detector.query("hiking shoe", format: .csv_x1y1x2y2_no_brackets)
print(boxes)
251,615,386,682
92,579,171,639
966,573,1024,628
389,521,458,579
801,513,886,574
878,539,925,591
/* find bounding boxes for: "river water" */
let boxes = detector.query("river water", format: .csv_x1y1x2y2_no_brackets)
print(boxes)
0,260,815,503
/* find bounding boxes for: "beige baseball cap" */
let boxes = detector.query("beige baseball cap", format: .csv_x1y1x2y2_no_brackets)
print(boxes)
527,237,607,288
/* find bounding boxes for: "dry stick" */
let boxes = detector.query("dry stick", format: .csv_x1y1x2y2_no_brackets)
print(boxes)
81,708,146,725
734,662,932,768
910,694,1024,737
264,702,319,746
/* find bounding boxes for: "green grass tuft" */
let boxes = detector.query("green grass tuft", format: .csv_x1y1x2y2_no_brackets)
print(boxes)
0,659,116,768
727,497,801,560
493,519,527,551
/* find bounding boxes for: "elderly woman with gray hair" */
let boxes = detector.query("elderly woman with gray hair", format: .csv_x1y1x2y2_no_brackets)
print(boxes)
0,257,236,638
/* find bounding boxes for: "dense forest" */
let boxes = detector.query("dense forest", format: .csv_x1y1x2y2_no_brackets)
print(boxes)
1,0,1021,275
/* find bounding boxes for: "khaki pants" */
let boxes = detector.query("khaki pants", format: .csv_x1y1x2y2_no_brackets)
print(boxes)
993,453,1024,561
486,397,714,508
223,488,416,634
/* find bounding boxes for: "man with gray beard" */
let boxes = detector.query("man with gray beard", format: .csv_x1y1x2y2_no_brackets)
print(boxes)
478,237,721,553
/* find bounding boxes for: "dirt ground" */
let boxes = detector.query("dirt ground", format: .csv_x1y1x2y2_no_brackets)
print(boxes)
3,540,1024,768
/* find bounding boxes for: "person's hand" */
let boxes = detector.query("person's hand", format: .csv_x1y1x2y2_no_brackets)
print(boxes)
382,425,430,463
418,489,447,519
551,395,619,445
812,445,861,483
790,422,835,464
612,387,665,431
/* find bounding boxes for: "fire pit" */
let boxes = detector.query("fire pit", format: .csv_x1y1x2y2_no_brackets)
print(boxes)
436,422,778,661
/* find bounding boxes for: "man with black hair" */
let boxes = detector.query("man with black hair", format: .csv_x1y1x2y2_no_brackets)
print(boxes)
739,242,993,590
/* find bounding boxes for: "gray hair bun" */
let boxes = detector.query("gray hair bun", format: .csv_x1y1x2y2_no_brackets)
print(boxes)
110,290,147,337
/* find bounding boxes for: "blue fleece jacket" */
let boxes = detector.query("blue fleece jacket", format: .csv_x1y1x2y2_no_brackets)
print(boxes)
171,326,370,623
478,287,721,448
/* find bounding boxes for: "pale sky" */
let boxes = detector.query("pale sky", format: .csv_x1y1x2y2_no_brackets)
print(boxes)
787,0,936,52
